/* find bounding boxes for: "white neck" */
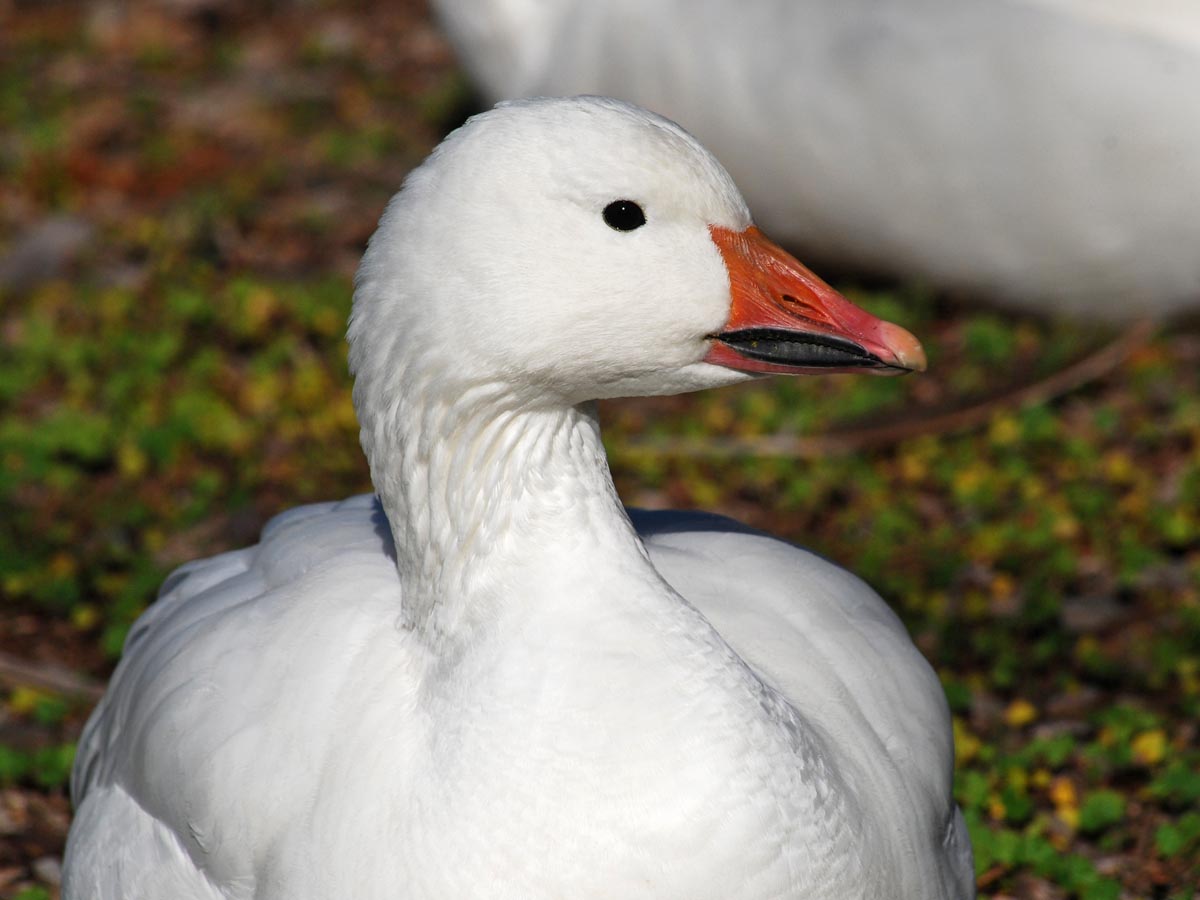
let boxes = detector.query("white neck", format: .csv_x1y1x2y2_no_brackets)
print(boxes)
364,379,648,642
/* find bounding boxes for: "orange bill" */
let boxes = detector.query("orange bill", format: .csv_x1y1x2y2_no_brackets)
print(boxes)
705,226,926,376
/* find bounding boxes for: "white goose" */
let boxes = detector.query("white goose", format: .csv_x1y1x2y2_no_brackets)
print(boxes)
63,96,973,900
432,0,1200,318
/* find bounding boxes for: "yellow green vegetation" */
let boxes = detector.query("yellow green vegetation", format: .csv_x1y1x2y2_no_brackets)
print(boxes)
1,2,1197,897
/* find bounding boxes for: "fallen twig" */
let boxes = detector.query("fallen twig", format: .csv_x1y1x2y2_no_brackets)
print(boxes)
0,650,105,703
616,319,1157,458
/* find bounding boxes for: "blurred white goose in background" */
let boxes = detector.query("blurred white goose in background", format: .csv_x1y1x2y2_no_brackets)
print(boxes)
63,96,973,899
433,0,1200,318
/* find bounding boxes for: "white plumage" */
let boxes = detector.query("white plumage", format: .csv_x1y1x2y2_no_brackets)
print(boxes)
433,0,1200,317
64,96,973,899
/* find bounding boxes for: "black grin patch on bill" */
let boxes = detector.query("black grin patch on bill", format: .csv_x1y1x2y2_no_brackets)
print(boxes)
716,328,890,369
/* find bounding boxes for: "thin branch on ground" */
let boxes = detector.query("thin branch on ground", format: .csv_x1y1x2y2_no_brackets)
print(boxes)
616,319,1158,458
0,650,105,703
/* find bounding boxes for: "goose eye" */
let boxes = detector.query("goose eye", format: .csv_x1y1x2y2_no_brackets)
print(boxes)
603,200,646,232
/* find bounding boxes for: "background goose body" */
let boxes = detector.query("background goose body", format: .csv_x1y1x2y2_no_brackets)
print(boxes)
433,0,1200,317
64,97,972,898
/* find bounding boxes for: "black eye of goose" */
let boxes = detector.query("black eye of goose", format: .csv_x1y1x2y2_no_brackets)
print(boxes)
603,200,646,232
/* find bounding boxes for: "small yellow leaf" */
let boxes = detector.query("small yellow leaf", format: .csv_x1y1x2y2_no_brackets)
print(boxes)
1102,450,1134,483
243,288,277,336
899,451,927,482
1004,698,1038,728
1057,806,1080,831
990,573,1017,600
988,414,1020,446
701,401,735,432
117,441,148,478
987,794,1007,822
9,686,44,716
1049,775,1080,832
1049,776,1077,811
953,465,985,496
144,527,165,553
1051,513,1080,540
953,718,981,765
1131,729,1167,766
49,552,76,579
72,604,101,630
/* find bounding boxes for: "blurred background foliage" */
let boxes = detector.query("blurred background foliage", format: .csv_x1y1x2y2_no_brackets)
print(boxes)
0,1,1197,898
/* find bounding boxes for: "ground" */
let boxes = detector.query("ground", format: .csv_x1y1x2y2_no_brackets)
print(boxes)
0,1,1197,898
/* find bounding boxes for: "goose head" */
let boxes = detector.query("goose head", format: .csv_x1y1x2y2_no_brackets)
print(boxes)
350,96,924,414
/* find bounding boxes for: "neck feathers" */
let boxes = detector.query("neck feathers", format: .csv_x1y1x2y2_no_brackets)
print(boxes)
358,374,639,640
